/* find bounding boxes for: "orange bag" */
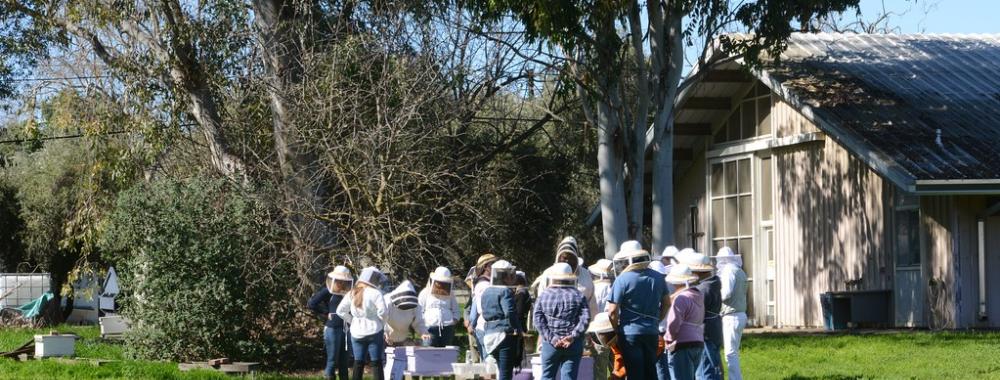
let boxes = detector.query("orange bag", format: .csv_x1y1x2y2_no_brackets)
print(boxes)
610,343,627,379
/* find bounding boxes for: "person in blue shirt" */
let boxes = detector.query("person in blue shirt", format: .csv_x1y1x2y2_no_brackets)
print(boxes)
307,266,354,380
606,241,670,380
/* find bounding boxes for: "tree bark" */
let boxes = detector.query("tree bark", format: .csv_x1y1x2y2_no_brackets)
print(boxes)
651,12,685,254
626,2,649,240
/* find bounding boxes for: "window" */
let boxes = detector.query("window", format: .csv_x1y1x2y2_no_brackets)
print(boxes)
712,82,773,144
895,193,920,267
711,157,753,255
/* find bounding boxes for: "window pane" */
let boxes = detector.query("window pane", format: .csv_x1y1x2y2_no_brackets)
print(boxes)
712,199,724,238
711,163,724,195
737,159,751,194
725,161,738,195
757,97,772,136
738,195,752,236
714,122,728,144
896,210,921,266
741,100,755,139
761,157,773,221
712,239,726,253
739,237,753,274
766,229,775,261
725,197,738,237
727,111,740,142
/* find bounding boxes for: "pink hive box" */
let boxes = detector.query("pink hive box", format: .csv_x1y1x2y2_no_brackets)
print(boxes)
405,346,459,374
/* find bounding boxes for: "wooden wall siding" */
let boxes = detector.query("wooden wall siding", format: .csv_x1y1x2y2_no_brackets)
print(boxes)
771,103,890,327
673,151,708,251
772,97,818,138
920,196,958,329
951,196,994,328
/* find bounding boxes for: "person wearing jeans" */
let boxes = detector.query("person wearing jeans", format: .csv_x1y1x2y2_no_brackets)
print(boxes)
478,260,521,380
420,267,461,347
308,266,354,380
337,267,388,380
716,247,749,380
664,264,705,380
678,250,722,380
606,241,669,380
534,262,590,380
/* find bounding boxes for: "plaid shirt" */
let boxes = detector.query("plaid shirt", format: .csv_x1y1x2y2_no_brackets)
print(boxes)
533,286,590,346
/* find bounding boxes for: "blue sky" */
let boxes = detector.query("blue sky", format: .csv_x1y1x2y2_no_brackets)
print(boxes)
855,0,999,33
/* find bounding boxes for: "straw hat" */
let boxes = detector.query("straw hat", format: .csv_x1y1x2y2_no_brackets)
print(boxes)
676,250,715,272
545,262,577,287
665,264,699,285
476,253,499,269
430,267,453,283
588,259,613,278
648,260,667,275
587,312,615,334
613,240,650,274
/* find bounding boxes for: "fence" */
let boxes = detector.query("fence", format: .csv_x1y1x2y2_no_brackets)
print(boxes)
0,273,51,309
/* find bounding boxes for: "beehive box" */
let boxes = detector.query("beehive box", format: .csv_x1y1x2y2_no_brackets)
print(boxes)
384,346,407,380
405,346,458,374
34,334,76,358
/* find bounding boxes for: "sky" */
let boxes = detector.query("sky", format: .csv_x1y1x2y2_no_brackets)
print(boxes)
854,0,1000,34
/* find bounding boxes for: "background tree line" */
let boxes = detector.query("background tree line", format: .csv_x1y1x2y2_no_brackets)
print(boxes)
0,0,873,367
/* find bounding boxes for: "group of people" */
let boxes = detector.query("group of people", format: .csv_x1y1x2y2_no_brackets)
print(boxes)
305,236,749,380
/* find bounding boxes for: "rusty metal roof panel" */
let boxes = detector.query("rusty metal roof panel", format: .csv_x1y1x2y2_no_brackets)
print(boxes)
765,33,1000,181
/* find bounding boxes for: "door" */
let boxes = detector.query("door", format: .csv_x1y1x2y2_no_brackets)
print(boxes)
893,194,925,327
757,155,776,327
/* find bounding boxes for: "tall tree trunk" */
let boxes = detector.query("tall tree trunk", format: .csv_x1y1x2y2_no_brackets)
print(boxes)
651,13,685,254
626,2,649,240
253,0,334,288
595,91,628,259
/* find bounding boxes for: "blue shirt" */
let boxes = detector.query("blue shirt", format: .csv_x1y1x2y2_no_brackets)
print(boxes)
307,287,346,328
609,268,667,335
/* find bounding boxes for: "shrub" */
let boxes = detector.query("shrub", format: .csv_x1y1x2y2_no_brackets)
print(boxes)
100,177,293,362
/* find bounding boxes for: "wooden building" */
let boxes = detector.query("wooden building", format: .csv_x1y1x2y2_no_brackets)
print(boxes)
668,33,1000,329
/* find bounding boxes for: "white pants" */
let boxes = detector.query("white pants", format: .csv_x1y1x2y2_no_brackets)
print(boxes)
722,312,747,380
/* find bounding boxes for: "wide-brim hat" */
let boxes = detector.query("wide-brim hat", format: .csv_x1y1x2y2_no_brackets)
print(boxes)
677,251,714,272
712,246,743,267
588,259,613,277
329,265,354,282
545,263,577,284
587,312,615,333
665,264,699,285
476,253,499,270
613,247,651,274
430,267,453,283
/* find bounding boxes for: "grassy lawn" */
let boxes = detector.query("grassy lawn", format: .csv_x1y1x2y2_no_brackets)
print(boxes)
3,325,999,379
741,331,1000,379
0,325,313,380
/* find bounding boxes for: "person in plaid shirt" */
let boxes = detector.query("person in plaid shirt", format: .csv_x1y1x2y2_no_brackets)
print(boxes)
533,262,591,380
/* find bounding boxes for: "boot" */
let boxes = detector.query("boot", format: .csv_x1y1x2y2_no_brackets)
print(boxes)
371,361,384,380
351,361,365,380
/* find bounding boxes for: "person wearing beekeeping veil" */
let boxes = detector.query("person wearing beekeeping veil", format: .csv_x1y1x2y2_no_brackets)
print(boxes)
678,250,722,380
337,267,389,380
606,240,670,380
385,280,430,346
664,264,705,380
587,258,614,380
534,262,590,380
532,237,597,318
419,267,461,347
477,260,520,380
714,247,748,380
308,266,354,380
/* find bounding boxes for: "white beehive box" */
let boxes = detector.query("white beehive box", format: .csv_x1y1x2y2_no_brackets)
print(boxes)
530,354,593,380
99,315,131,337
405,346,458,374
34,334,76,358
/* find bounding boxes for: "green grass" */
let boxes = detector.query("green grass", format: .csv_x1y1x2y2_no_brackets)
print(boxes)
741,331,1000,379
0,325,315,380
4,326,999,379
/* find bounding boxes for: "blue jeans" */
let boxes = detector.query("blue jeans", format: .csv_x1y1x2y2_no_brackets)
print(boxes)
656,349,670,380
670,344,704,380
350,331,385,364
540,337,583,380
619,334,658,380
489,334,516,380
428,325,455,347
324,326,350,379
696,340,722,380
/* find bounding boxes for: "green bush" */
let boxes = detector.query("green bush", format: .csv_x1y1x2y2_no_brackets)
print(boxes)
100,177,293,363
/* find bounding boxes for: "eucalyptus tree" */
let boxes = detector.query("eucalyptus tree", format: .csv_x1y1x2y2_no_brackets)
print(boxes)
471,0,859,256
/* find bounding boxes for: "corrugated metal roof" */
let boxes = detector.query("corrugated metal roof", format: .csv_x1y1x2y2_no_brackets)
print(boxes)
764,33,1000,181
